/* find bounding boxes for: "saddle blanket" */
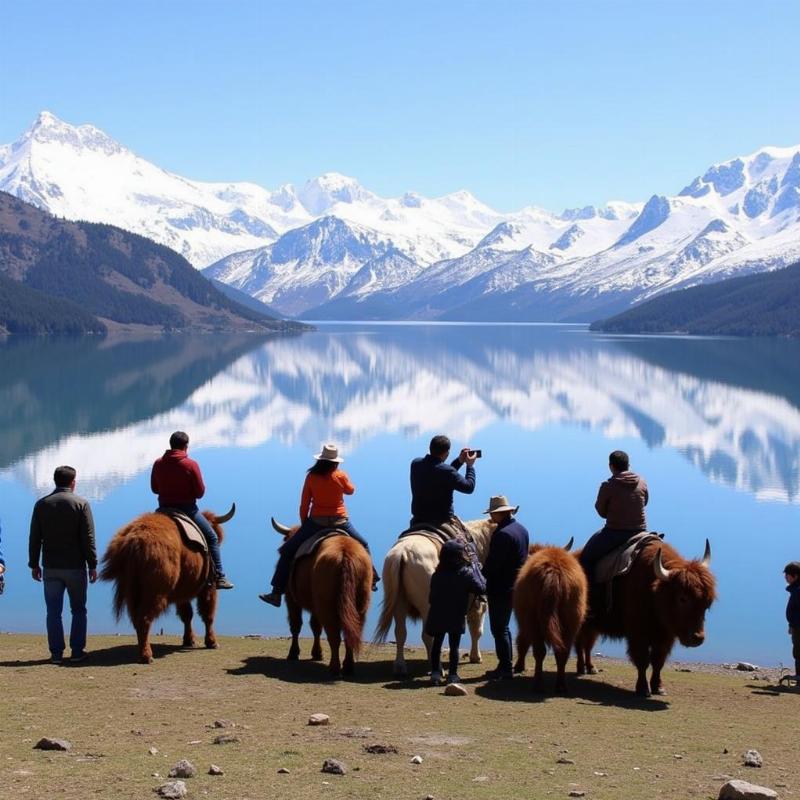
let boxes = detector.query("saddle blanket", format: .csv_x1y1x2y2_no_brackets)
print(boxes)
156,508,208,553
398,517,469,545
595,531,664,584
295,528,351,560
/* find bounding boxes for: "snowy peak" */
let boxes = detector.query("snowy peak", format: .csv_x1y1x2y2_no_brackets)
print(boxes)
19,110,125,157
297,172,375,214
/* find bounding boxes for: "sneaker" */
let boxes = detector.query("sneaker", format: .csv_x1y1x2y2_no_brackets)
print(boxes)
446,672,462,685
216,576,234,590
259,591,281,607
430,670,444,686
485,667,513,681
50,653,64,664
69,651,88,663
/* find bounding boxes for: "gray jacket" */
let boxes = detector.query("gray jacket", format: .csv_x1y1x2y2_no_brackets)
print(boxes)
29,488,97,570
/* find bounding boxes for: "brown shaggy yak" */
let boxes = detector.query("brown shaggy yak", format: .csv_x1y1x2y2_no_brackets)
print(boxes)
575,539,716,697
101,505,235,663
513,539,587,692
270,518,372,677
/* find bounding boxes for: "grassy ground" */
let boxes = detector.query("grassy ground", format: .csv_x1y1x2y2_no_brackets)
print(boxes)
0,633,797,800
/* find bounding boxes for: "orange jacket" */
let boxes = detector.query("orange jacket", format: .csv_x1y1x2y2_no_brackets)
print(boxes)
300,470,355,521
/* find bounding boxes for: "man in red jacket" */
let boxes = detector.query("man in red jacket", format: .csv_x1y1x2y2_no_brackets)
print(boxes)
151,431,233,589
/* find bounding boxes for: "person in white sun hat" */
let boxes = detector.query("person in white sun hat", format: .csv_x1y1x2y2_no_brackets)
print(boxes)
260,444,378,607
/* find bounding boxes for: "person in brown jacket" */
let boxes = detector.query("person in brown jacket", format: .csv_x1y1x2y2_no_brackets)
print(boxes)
579,450,649,583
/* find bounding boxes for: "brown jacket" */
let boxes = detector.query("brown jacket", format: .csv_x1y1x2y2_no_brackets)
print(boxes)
595,471,648,532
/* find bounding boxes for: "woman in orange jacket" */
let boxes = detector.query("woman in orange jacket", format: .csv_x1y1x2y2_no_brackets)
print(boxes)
260,444,378,607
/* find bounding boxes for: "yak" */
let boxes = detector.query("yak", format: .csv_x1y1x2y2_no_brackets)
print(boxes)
513,538,587,693
270,518,373,677
101,504,235,663
575,538,716,697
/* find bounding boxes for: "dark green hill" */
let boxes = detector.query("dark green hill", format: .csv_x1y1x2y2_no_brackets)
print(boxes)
0,191,307,334
591,260,800,336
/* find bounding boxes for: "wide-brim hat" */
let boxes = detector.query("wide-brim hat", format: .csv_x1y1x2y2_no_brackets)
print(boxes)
315,443,343,463
483,495,519,515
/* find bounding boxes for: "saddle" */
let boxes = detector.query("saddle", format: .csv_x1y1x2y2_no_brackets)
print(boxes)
156,508,208,553
293,527,351,561
398,517,470,547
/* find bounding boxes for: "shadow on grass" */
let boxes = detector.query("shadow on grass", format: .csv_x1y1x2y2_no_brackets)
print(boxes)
746,681,800,697
0,642,189,668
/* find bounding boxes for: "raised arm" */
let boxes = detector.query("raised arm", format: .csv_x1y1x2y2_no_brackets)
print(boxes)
336,470,355,496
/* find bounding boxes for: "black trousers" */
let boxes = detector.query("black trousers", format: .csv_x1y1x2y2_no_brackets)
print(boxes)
792,627,800,675
430,631,462,675
488,592,514,672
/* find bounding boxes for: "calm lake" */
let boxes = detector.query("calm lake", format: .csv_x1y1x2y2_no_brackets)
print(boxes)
0,324,797,666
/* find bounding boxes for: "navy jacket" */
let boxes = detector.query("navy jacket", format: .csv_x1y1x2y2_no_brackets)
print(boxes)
426,553,486,636
787,583,800,628
410,455,475,523
482,517,530,596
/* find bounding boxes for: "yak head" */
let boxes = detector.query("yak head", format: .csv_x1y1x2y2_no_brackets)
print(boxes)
652,539,716,648
202,503,236,544
270,517,300,545
529,536,574,556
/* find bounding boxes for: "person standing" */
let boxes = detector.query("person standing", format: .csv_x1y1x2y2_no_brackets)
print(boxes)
579,450,649,583
151,431,233,590
28,466,97,662
481,495,529,680
0,519,5,596
785,561,800,681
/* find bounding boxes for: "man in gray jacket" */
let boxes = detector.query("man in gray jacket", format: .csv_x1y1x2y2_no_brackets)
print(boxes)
29,466,97,662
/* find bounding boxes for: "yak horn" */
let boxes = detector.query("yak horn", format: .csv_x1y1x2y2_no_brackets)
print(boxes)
271,517,292,535
214,503,236,524
701,538,711,567
654,547,671,581
564,536,574,552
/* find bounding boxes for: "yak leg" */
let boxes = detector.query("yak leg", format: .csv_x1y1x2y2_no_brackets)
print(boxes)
531,638,546,692
135,617,154,664
286,597,303,661
628,639,652,697
554,643,570,694
309,614,324,661
576,627,598,675
514,631,529,673
176,601,196,648
325,623,342,677
196,587,218,649
392,607,409,676
342,642,355,677
649,641,671,696
467,600,485,664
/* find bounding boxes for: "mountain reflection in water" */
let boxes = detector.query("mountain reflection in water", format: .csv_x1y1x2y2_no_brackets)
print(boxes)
1,325,798,503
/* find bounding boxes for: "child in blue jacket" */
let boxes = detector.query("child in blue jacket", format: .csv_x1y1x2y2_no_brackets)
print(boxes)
425,539,486,685
785,561,800,680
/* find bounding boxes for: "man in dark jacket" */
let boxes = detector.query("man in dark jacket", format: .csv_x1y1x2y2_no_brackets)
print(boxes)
151,431,233,589
579,450,649,583
410,434,477,526
482,495,529,679
29,466,97,662
785,561,800,679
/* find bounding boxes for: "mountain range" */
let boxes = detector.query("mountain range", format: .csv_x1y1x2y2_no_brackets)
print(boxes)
2,112,800,321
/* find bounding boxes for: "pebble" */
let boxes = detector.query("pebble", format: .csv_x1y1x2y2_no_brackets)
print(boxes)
148,747,159,756
213,734,240,745
321,758,346,775
363,744,398,754
411,755,423,764
34,738,71,752
277,767,290,774
736,662,759,671
444,683,468,696
743,750,763,768
309,713,330,726
718,779,778,799
155,780,188,799
208,764,224,776
593,771,607,777
557,757,576,765
569,792,586,798
168,759,197,779
213,719,234,728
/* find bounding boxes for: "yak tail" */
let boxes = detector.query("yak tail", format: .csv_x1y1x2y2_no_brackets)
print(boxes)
373,550,402,643
100,537,137,623
338,551,366,657
540,571,566,654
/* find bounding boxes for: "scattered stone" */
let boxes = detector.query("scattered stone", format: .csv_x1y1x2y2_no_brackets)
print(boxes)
743,750,763,768
187,740,201,745
569,792,586,798
34,738,71,752
321,758,346,775
718,779,778,799
308,713,330,726
213,734,239,745
213,719,235,729
724,748,730,754
155,781,187,799
364,744,398,754
168,760,197,779
736,662,759,672
472,775,489,782
208,764,224,776
444,683,468,696
425,796,434,800
411,755,423,764
674,754,684,759
148,747,159,756
557,757,576,765
593,771,607,777
339,727,372,738
277,767,290,774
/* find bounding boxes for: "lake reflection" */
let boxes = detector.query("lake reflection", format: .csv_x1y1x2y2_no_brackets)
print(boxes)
0,325,798,665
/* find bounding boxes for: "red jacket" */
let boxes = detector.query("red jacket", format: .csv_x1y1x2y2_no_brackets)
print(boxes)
151,450,206,508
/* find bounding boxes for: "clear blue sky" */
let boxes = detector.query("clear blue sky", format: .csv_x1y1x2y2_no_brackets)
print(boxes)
1,0,798,212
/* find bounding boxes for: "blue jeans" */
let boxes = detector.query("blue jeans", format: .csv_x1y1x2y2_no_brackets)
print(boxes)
270,518,371,593
171,505,225,577
488,592,514,672
43,568,87,657
579,527,643,582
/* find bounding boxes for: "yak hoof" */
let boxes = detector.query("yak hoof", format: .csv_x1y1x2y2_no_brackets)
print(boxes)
311,651,323,662
140,655,154,665
513,662,525,674
205,639,218,650
393,663,408,677
635,684,652,698
469,654,482,664
587,666,598,675
651,686,667,696
181,639,195,649
287,650,300,661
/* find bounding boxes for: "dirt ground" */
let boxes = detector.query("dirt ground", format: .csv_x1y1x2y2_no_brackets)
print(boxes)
0,633,797,800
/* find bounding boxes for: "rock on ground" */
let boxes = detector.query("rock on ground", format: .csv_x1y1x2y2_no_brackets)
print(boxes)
155,780,188,799
743,749,764,768
212,734,240,745
321,758,346,775
411,755,423,764
718,779,778,799
444,683,467,696
34,737,71,751
168,759,197,778
736,662,759,671
309,713,330,726
363,744,398,754
208,764,224,776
